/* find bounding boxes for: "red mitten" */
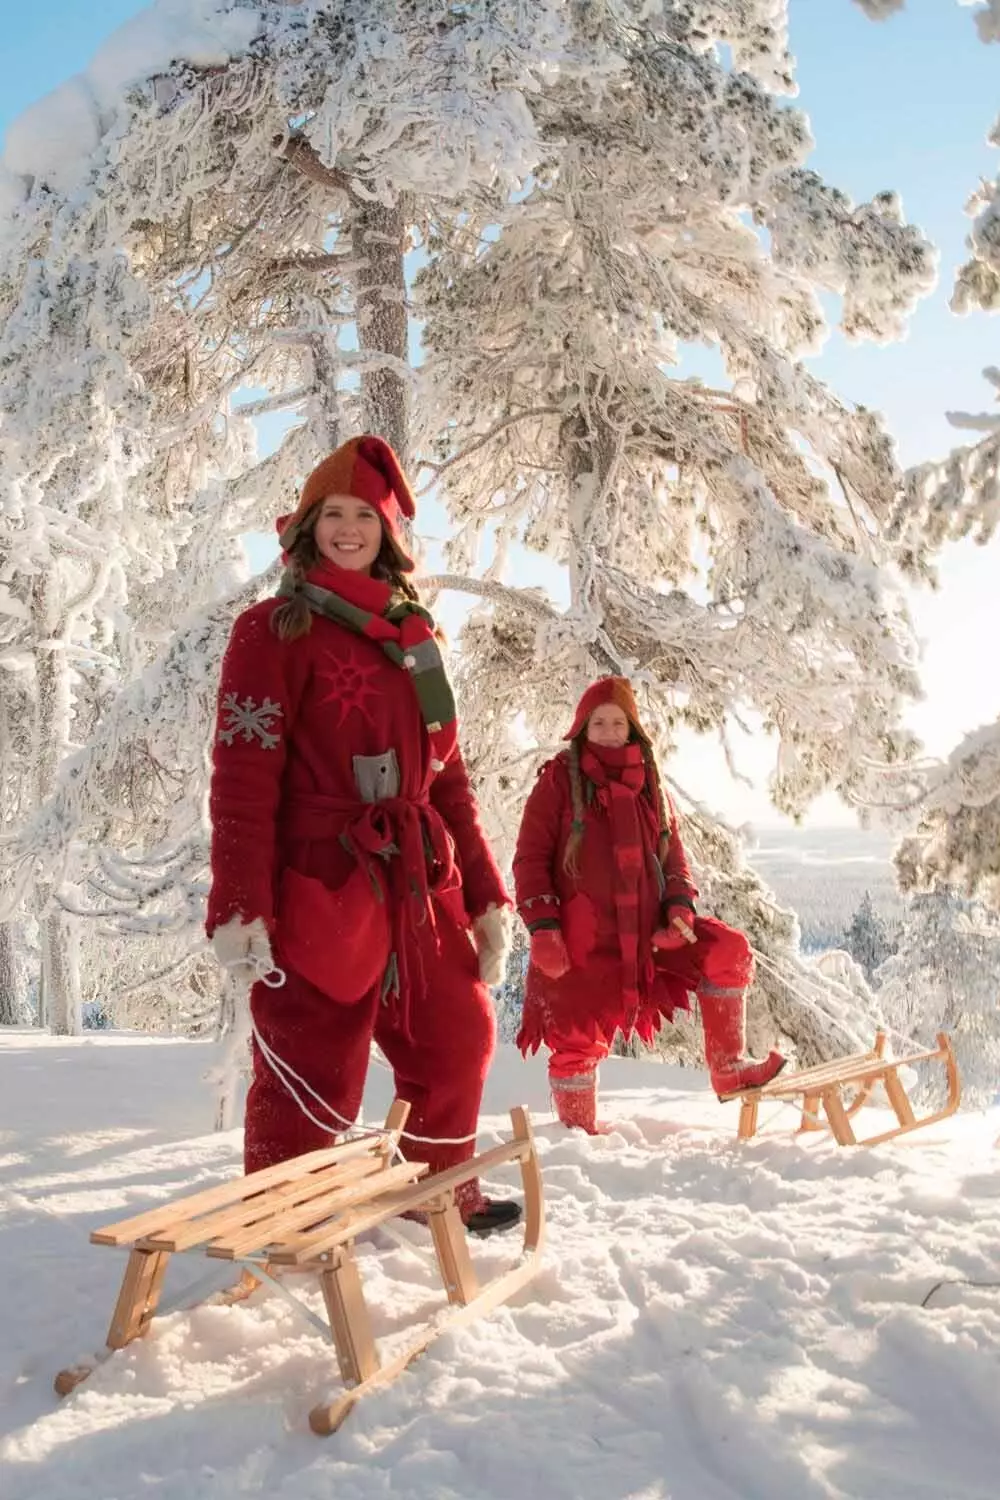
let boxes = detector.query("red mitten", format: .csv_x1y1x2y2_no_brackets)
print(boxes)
531,927,571,979
653,909,697,951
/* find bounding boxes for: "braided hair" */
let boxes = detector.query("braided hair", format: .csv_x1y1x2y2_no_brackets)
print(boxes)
562,727,675,878
271,503,421,642
562,736,588,878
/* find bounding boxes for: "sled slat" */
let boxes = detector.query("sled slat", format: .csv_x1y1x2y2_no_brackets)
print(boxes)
90,1135,395,1246
205,1160,429,1260
141,1154,391,1254
269,1137,534,1265
759,1039,945,1100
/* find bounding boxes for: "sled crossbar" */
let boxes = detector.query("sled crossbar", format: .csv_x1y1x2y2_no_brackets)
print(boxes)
54,1101,544,1435
732,1030,961,1146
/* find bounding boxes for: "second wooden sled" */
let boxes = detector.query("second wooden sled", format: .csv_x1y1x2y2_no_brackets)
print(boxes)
730,1030,961,1146
54,1100,545,1434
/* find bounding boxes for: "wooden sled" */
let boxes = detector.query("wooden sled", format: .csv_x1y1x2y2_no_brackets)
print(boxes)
55,1100,544,1434
733,1031,961,1146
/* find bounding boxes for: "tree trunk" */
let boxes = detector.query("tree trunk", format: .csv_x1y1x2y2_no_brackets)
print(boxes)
0,924,25,1026
40,908,80,1036
31,575,83,1036
353,196,410,463
560,394,619,690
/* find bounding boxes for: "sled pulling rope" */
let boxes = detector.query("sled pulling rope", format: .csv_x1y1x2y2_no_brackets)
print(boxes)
728,1030,961,1146
213,953,484,1149
54,1099,545,1435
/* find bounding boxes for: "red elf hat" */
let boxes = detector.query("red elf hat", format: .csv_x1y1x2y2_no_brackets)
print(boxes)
277,434,417,571
564,676,651,744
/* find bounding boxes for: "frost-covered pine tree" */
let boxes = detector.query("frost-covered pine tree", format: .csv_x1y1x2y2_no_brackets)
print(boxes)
416,2,935,1061
0,0,593,1031
852,2,1000,907
877,888,1000,1105
841,890,896,981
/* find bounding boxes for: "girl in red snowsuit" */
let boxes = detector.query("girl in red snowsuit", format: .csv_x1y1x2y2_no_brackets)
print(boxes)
207,435,519,1234
513,676,784,1133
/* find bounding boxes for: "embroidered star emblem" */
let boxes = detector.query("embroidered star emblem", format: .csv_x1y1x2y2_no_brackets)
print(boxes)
315,657,382,726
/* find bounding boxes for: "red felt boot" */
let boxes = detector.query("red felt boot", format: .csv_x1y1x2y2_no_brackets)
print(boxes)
698,987,786,1100
550,1072,611,1135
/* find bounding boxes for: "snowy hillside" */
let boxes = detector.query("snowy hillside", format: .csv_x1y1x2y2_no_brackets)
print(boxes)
2,1032,999,1499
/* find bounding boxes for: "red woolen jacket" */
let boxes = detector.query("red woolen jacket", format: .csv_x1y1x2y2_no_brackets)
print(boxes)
206,598,508,940
513,752,697,942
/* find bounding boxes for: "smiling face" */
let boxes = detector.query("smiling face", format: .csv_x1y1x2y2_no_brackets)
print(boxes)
312,493,384,573
586,703,631,749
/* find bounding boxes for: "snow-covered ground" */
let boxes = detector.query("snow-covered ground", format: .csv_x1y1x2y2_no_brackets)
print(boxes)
1,1029,999,1500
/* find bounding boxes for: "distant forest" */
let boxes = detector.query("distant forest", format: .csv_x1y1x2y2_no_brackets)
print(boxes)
745,826,903,953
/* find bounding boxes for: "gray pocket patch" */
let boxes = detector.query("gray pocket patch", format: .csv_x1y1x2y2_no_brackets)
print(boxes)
353,748,401,803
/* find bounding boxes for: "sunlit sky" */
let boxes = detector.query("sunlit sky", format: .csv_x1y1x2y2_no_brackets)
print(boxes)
3,0,998,829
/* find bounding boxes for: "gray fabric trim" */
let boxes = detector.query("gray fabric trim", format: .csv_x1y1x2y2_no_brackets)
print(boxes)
549,1071,598,1093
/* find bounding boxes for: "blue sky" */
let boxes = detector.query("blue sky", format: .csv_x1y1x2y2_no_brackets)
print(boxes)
2,0,998,827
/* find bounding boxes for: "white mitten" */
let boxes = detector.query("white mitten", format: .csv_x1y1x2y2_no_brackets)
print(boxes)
211,915,275,977
472,904,513,987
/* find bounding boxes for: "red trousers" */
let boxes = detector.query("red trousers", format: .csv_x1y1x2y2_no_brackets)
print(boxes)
543,915,752,1080
244,918,496,1177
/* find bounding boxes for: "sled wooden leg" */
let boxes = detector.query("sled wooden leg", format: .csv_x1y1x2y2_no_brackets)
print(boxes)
308,1245,543,1437
822,1087,857,1146
511,1106,544,1253
737,1096,759,1141
428,1196,479,1307
798,1092,822,1132
319,1246,379,1389
54,1359,105,1397
882,1068,917,1129
107,1247,170,1349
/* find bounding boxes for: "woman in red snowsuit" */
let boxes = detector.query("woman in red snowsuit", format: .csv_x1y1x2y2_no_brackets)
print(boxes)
207,435,519,1234
513,676,785,1133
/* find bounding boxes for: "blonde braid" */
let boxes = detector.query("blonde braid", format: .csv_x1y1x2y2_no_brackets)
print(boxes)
562,737,588,878
271,536,316,641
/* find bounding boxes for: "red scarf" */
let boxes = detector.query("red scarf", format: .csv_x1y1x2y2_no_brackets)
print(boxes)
579,742,654,1013
301,559,459,771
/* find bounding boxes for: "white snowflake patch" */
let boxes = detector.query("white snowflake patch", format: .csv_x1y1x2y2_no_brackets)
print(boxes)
218,693,284,750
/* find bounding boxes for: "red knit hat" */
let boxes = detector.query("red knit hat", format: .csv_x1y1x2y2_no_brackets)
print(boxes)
277,435,416,571
564,676,650,743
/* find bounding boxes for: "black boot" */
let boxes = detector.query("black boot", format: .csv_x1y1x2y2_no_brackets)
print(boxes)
455,1178,523,1237
464,1199,523,1238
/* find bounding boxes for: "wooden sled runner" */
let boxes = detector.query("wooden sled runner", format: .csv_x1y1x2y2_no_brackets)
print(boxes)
732,1031,961,1146
55,1100,544,1434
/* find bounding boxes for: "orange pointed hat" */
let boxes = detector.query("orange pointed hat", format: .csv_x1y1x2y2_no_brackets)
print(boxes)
564,676,650,743
277,435,416,571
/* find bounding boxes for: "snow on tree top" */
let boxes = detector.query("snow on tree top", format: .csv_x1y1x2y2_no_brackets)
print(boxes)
1,0,261,199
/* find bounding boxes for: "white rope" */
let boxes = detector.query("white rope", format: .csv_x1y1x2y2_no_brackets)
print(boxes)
220,953,482,1148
